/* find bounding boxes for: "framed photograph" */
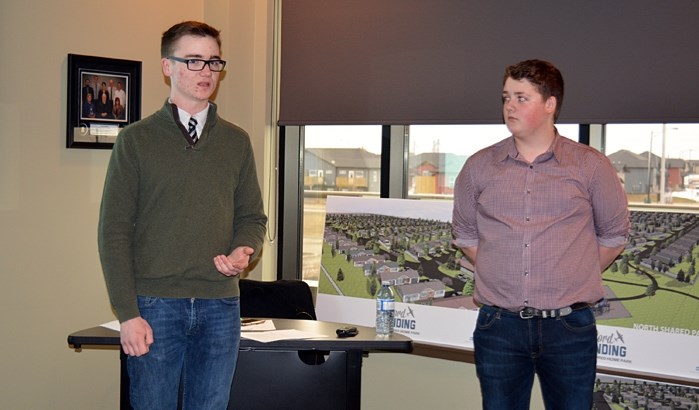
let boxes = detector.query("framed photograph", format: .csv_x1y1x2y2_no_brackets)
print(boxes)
66,54,142,149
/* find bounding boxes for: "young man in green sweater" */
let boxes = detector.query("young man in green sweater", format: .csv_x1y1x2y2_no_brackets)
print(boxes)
98,21,267,409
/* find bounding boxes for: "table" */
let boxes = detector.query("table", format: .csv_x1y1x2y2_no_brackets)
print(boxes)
68,319,412,409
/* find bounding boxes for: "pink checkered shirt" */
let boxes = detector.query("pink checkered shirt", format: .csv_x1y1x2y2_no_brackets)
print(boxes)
452,133,629,311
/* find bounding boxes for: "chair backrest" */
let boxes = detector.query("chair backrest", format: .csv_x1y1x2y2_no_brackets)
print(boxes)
239,279,317,320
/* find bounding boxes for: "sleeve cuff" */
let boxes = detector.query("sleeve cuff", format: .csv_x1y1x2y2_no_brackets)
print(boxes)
452,238,478,249
598,235,628,249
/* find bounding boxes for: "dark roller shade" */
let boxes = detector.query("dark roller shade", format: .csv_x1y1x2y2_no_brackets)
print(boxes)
279,0,699,125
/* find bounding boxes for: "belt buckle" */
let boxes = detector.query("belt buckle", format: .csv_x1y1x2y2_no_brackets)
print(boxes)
558,306,573,317
519,307,535,319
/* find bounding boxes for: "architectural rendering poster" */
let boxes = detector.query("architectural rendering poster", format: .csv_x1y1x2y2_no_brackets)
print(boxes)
592,374,698,409
315,196,699,380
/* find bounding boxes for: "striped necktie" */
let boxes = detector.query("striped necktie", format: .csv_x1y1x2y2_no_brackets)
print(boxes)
188,117,198,144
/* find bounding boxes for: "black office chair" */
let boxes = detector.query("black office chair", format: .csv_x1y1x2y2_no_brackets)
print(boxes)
236,279,324,370
239,279,317,320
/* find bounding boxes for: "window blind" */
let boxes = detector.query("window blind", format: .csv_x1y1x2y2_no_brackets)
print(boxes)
279,0,699,125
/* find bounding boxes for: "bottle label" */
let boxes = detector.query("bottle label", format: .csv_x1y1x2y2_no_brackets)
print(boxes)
378,299,394,311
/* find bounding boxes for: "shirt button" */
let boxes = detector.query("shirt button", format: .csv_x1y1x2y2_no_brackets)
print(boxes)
529,165,533,169
524,243,529,247
525,217,530,221
524,271,529,276
524,300,529,305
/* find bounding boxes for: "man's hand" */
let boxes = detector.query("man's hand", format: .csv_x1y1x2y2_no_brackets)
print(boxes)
213,246,255,277
120,317,153,357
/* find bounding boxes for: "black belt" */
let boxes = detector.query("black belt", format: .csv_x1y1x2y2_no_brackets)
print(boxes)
500,302,590,319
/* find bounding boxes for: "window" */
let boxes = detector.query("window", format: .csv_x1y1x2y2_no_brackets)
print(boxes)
605,123,699,206
407,124,579,199
292,122,699,283
301,125,382,284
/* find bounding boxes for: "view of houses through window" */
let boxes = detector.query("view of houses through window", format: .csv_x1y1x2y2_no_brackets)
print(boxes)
407,124,579,198
300,123,699,283
302,126,382,283
606,124,699,206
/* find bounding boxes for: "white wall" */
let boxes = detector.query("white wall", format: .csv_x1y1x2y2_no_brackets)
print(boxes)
0,1,204,408
0,0,277,407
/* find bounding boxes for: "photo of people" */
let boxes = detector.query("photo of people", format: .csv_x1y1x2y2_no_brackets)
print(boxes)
67,54,141,148
79,71,129,122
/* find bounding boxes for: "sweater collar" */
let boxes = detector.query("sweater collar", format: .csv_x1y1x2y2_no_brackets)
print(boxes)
161,100,218,149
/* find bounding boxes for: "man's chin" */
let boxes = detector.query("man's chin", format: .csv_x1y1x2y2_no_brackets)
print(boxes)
505,123,518,135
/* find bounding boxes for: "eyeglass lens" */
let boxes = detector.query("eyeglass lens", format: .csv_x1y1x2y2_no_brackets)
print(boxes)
188,59,225,72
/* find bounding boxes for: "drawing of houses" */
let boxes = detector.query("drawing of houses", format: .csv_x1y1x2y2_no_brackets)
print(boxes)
396,280,446,303
379,269,420,286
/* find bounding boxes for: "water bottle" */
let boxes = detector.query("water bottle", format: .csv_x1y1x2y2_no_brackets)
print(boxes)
376,282,395,336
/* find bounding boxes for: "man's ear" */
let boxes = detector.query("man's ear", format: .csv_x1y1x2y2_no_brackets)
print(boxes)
545,96,557,114
161,58,172,77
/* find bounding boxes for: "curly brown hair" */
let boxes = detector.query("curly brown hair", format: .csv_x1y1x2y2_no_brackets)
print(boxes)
504,60,564,121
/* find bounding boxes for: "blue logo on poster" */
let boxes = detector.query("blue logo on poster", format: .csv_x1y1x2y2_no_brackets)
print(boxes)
394,306,417,330
598,330,627,358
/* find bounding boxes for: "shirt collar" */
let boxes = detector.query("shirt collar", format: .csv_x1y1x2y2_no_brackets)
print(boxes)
169,99,209,137
497,127,563,164
547,128,564,163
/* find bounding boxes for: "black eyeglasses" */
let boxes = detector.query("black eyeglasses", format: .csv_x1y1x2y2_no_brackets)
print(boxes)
167,56,227,72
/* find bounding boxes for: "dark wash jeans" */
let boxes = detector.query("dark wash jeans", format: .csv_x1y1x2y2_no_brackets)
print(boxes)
474,304,597,410
128,296,241,410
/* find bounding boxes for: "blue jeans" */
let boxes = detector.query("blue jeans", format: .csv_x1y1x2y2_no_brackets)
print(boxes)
473,305,597,410
128,296,241,410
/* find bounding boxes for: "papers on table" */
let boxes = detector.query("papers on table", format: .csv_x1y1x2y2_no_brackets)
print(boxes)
241,320,327,342
241,328,327,343
241,320,276,331
98,319,327,343
101,320,120,331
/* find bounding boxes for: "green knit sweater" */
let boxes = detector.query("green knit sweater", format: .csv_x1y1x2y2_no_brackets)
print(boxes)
98,101,267,322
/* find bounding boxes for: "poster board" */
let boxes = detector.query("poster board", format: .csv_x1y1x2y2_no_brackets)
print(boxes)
316,196,699,380
593,373,699,408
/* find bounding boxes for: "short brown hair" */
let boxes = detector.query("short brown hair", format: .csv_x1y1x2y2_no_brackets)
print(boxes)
161,21,222,58
504,59,564,121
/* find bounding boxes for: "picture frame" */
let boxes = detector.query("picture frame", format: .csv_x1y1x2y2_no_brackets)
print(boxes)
66,54,142,149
